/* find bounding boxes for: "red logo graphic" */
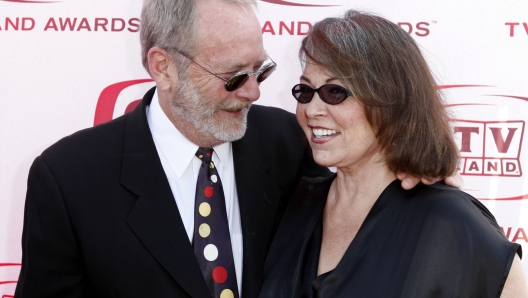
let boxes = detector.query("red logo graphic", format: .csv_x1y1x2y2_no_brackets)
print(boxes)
454,120,524,177
397,22,430,37
505,22,528,37
261,21,431,36
94,79,154,126
441,85,528,201
43,17,140,32
260,0,338,7
0,18,35,31
501,227,528,243
0,263,20,298
262,21,312,35
0,0,60,3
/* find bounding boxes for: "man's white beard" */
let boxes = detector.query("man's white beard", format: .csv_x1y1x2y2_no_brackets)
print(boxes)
169,76,251,143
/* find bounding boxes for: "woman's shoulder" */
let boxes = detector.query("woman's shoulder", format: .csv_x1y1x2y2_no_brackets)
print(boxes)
396,182,521,297
400,182,521,259
406,182,498,226
409,181,473,205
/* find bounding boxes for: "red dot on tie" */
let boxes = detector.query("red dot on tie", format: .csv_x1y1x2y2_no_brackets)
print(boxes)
207,152,213,157
212,266,228,284
204,186,214,198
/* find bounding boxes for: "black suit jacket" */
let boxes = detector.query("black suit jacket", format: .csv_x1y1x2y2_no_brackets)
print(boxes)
15,87,329,298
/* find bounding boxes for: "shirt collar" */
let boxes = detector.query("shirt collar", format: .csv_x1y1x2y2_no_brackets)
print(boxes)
147,89,231,178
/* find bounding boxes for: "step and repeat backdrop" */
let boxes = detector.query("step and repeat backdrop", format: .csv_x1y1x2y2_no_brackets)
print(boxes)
1,0,527,295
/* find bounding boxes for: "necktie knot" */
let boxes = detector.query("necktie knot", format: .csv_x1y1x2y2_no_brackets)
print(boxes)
196,147,214,163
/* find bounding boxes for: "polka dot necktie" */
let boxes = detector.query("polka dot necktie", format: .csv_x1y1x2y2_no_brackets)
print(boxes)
193,147,239,298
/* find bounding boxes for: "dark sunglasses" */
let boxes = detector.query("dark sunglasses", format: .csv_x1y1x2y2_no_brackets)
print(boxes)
173,49,276,92
292,84,352,105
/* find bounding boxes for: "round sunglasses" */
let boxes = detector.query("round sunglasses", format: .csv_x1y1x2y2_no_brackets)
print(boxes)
173,49,277,92
222,62,276,91
292,84,352,105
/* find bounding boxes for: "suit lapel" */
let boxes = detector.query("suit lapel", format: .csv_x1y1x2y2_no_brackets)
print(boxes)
233,138,282,298
121,88,211,298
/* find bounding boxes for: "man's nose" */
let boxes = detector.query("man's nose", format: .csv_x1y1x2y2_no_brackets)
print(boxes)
234,76,261,102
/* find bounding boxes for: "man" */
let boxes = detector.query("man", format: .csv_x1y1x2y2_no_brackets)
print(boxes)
15,0,327,297
15,0,459,297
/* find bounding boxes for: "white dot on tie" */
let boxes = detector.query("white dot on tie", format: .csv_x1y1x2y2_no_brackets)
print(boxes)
211,174,218,183
204,244,218,261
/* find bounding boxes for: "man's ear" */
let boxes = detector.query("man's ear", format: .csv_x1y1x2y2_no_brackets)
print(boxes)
147,47,178,91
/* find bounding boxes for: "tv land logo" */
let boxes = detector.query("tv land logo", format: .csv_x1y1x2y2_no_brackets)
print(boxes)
440,85,528,201
441,85,526,180
454,120,524,177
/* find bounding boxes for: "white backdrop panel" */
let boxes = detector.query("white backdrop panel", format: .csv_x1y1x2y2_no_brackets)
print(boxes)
1,0,527,295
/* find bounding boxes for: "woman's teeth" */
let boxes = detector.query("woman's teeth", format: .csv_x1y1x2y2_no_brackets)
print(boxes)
313,128,338,138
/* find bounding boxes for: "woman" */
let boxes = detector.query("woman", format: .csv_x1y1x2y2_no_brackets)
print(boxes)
259,10,527,297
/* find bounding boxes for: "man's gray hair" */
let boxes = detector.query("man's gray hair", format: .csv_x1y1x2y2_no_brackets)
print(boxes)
140,0,258,76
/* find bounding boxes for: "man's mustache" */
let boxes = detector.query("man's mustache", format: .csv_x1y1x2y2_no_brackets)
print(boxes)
215,101,252,113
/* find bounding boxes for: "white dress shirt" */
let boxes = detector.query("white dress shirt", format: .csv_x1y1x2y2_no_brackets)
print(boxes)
146,90,243,295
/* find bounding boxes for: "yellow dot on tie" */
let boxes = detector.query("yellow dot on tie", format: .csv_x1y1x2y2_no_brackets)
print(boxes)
199,154,203,159
209,162,215,169
199,223,211,238
199,202,211,217
220,289,234,298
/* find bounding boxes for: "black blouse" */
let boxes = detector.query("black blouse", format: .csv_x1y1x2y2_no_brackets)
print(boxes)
260,174,521,298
